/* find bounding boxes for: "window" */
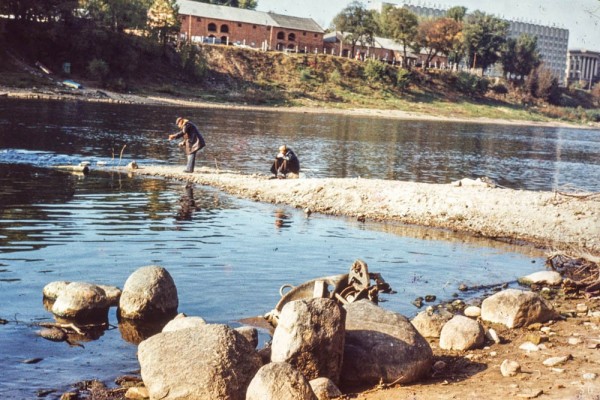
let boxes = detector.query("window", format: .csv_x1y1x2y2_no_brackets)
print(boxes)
288,33,295,41
277,31,285,40
220,24,229,33
196,17,201,22
253,25,257,29
303,32,306,36
238,23,242,27
208,23,217,32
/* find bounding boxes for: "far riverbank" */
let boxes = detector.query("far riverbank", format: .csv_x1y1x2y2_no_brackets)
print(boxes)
2,85,599,130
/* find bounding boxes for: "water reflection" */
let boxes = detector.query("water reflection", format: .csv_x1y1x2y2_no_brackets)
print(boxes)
175,183,201,222
274,209,292,229
1,98,599,191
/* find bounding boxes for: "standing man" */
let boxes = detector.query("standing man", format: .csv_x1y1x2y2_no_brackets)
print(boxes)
168,117,205,173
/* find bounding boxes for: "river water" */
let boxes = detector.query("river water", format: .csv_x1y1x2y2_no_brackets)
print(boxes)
0,98,598,398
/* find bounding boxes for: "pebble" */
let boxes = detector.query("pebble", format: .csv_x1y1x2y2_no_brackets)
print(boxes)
501,359,521,377
551,368,565,373
568,337,582,345
464,305,481,317
486,328,501,344
576,303,588,313
542,355,571,367
21,358,43,364
582,373,598,380
519,342,540,352
38,328,67,342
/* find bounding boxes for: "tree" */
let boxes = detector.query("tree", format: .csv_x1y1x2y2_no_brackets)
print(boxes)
382,6,418,67
332,1,378,57
415,17,462,69
194,0,257,9
446,6,467,22
147,0,180,46
462,10,509,74
501,34,540,82
1,0,78,22
79,0,151,32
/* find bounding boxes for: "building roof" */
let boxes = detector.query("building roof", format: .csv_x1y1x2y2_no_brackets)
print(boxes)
177,0,323,33
324,31,420,57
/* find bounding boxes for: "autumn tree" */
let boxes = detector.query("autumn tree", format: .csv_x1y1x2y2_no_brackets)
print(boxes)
462,10,508,74
332,1,378,57
147,0,180,46
414,17,462,69
500,33,540,82
1,0,78,22
382,6,418,67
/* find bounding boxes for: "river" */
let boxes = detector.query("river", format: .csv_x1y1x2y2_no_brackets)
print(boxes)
0,98,598,398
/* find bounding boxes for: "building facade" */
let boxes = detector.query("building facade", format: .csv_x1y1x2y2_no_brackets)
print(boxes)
176,0,324,52
566,49,600,88
370,1,569,82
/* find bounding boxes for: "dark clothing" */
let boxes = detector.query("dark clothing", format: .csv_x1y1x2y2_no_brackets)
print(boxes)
270,149,300,176
172,121,205,155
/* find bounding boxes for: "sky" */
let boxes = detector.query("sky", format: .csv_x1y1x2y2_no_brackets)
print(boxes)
256,0,600,51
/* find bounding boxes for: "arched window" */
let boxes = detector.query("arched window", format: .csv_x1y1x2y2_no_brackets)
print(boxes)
288,33,295,41
220,24,229,33
277,31,285,40
208,23,217,32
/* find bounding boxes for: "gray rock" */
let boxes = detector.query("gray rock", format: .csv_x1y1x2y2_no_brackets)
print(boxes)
309,377,342,400
439,315,485,351
162,313,206,332
119,265,178,320
51,282,109,320
42,281,71,300
271,298,345,384
411,308,453,338
463,305,481,318
481,289,556,328
542,355,570,367
97,285,121,307
341,300,433,387
235,326,259,349
138,323,261,400
246,362,317,400
518,271,562,286
500,359,521,377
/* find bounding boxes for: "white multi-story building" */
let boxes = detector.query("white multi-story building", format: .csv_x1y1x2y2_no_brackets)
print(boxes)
566,49,600,89
371,2,569,83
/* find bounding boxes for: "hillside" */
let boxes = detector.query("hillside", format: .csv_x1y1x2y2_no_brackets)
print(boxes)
1,29,599,126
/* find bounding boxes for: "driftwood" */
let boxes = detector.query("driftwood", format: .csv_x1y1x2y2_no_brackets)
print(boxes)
548,254,600,297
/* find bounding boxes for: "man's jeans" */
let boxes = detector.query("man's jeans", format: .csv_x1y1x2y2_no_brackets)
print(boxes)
186,153,196,172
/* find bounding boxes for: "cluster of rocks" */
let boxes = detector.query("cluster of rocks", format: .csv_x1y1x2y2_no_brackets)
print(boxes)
42,265,589,399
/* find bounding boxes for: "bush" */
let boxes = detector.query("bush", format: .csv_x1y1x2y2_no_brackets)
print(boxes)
490,83,508,95
454,72,489,95
396,68,411,90
299,67,313,82
87,58,110,81
328,69,342,84
179,44,207,81
364,59,387,82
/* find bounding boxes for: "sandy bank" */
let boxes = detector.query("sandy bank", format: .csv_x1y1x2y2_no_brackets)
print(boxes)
124,165,600,256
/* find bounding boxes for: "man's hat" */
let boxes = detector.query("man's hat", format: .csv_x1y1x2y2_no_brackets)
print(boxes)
176,117,184,126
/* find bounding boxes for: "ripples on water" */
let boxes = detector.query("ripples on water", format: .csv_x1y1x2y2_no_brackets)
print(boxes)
0,99,598,398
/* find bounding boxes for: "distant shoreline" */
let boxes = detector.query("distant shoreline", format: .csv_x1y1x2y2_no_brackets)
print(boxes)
2,85,598,130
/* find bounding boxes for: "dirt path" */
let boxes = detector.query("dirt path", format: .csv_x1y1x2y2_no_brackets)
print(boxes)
128,165,600,257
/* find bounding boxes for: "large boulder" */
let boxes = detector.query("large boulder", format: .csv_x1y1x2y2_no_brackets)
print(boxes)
51,282,109,321
309,377,342,400
246,362,317,400
119,266,178,321
439,315,485,351
162,313,206,333
481,289,557,328
341,300,433,387
43,281,71,300
271,298,346,384
138,323,261,400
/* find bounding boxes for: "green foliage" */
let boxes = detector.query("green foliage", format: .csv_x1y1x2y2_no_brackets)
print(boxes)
454,72,489,95
299,67,314,82
446,6,467,21
79,0,151,32
333,1,378,55
364,59,386,82
501,34,540,81
179,44,207,80
147,0,180,45
463,11,509,73
396,68,411,90
381,7,419,63
533,66,560,105
87,58,110,81
328,69,342,84
490,82,508,95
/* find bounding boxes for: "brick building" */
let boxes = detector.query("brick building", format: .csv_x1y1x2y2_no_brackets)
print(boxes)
176,0,324,52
